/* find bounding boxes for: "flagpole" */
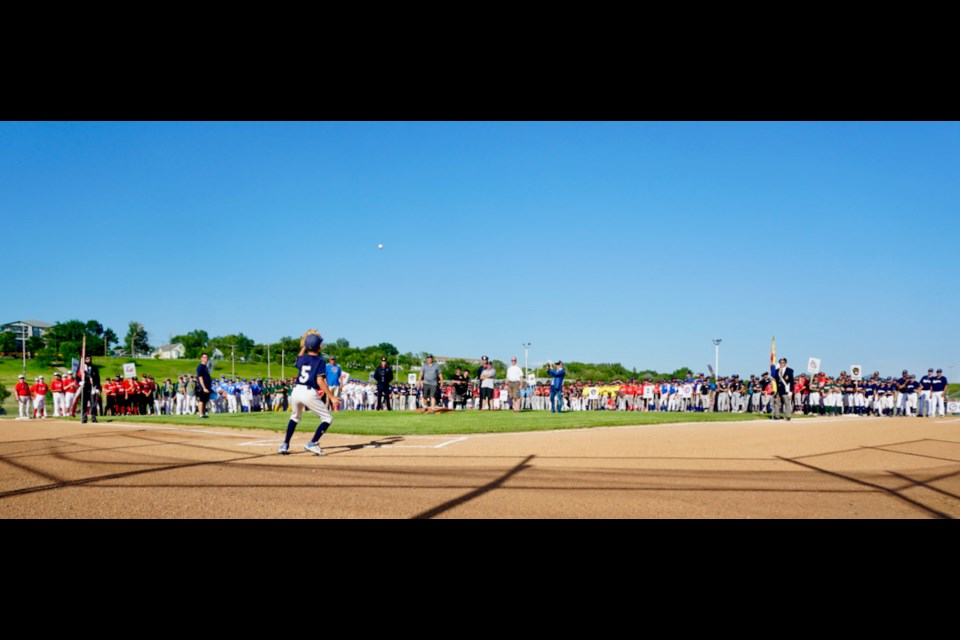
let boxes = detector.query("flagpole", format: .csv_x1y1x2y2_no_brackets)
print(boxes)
78,335,87,422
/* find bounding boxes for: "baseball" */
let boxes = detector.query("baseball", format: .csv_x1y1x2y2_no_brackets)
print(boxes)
378,243,384,250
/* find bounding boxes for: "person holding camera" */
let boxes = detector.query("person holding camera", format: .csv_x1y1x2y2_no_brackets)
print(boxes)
546,360,566,413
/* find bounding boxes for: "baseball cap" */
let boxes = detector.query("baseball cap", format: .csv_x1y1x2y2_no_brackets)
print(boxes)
928,368,934,372
936,368,943,372
18,374,25,378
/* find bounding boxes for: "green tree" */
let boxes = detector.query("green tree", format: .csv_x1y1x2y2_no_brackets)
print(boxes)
26,336,46,355
0,380,9,405
171,329,210,358
377,342,399,357
0,331,17,354
103,328,119,354
210,333,256,362
125,322,152,357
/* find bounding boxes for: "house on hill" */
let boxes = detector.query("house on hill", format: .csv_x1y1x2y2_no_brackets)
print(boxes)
1,319,54,349
153,343,187,360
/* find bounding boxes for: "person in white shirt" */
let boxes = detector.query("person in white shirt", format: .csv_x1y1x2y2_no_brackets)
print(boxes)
506,357,524,413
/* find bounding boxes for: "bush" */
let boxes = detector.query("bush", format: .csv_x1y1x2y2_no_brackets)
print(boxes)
0,380,10,405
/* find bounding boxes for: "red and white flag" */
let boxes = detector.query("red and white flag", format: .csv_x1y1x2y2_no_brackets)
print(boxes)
78,335,86,381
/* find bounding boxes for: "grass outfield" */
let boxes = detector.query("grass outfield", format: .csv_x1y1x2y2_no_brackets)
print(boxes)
29,409,775,436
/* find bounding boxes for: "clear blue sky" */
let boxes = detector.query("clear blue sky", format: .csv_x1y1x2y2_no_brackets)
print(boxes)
3,122,958,379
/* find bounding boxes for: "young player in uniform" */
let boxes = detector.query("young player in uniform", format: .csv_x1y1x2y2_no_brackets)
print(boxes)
31,375,49,418
279,330,341,456
50,373,65,417
930,368,948,418
15,374,31,418
62,372,78,417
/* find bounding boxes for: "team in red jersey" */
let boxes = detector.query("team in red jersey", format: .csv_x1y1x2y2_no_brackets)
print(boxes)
15,374,31,418
50,372,65,416
30,376,49,418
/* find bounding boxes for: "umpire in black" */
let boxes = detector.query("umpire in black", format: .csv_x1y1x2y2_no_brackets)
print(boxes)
79,354,102,423
374,356,394,410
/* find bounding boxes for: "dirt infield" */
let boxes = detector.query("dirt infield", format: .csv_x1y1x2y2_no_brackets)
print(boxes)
1,415,958,518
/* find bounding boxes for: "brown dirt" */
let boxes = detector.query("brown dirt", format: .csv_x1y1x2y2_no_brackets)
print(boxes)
1,415,958,518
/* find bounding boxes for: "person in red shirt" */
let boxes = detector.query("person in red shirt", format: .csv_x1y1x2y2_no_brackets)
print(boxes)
15,374,32,418
140,375,155,415
31,375,49,418
62,372,78,416
50,372,65,417
103,378,117,415
127,377,141,415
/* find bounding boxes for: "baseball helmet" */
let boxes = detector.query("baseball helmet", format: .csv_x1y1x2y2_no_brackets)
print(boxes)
304,333,323,351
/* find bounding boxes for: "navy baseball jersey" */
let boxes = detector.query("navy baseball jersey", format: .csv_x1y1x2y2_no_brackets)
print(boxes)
294,354,327,390
932,376,948,392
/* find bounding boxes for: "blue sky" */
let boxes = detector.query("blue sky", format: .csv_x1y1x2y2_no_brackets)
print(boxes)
3,122,958,379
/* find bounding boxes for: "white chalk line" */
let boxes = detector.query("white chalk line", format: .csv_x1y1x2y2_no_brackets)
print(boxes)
237,435,470,449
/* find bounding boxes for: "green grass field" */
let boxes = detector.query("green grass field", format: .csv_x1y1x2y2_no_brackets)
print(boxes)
16,408,776,436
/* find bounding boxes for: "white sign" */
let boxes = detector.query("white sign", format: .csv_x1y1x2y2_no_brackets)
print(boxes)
123,363,137,379
588,387,599,399
850,365,862,381
681,384,693,398
948,401,960,415
408,373,417,385
643,385,654,399
527,373,537,386
808,358,821,374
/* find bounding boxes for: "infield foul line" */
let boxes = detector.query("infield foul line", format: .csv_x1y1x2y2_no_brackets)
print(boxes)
236,436,470,449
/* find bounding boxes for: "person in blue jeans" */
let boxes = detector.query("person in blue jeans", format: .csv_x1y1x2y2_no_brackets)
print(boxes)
547,360,566,413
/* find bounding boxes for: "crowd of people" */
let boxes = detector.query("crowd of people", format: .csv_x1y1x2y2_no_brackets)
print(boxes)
10,354,952,420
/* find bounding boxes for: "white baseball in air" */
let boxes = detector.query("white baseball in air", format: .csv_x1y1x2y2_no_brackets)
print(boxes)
378,243,384,250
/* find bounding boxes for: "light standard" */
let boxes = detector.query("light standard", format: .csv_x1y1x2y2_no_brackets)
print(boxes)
713,339,722,381
522,342,531,379
22,323,28,378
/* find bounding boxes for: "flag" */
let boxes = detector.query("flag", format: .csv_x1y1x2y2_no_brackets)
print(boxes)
71,357,80,375
78,335,86,381
770,336,776,365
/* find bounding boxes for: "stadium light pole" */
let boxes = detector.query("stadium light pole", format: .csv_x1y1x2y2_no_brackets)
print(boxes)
230,344,236,378
267,344,271,379
713,339,722,381
22,324,27,378
523,342,531,379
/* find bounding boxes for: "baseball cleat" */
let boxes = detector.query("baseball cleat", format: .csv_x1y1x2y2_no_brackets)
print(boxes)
304,442,325,456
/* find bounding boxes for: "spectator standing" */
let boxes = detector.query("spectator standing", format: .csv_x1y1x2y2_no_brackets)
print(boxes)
418,354,443,412
479,360,496,410
326,357,344,411
547,360,566,413
451,367,470,410
196,353,212,418
506,357,524,413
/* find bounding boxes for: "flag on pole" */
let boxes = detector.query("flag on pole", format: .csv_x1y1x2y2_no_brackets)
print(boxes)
770,336,776,365
78,335,86,381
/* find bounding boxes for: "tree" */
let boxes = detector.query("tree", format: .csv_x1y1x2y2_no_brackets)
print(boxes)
334,338,350,348
210,333,256,362
103,328,119,353
0,331,17,354
0,380,9,406
26,336,46,355
171,329,209,358
377,342,399,357
125,322,152,357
